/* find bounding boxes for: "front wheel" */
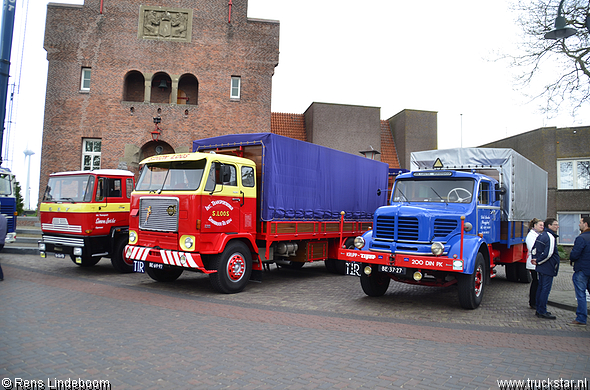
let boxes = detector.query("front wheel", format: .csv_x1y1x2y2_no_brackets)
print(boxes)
209,241,252,294
457,252,485,309
360,270,391,297
110,237,134,273
146,265,183,282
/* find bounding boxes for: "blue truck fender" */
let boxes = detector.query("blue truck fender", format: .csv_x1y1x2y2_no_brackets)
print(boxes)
447,234,488,275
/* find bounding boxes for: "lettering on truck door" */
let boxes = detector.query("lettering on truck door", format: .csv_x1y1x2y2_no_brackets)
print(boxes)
202,162,241,233
476,180,500,243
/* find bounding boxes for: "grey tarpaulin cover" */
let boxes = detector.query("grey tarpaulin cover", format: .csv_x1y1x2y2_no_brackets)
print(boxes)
410,148,548,221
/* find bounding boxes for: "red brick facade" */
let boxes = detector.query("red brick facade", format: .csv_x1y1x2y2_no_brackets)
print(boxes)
40,0,279,204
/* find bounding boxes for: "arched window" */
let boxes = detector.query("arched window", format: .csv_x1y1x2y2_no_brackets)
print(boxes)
123,71,145,102
178,73,198,105
151,72,172,104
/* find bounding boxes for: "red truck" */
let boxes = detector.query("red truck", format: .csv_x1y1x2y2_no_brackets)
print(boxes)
126,133,389,293
38,169,135,272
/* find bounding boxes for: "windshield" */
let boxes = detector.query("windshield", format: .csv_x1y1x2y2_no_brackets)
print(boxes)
0,174,12,195
43,175,95,202
392,178,475,203
136,159,207,192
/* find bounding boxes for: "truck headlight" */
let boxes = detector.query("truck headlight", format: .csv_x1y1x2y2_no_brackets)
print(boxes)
354,236,365,249
129,230,137,244
184,236,194,249
464,222,473,232
38,243,46,251
431,242,444,256
74,247,83,256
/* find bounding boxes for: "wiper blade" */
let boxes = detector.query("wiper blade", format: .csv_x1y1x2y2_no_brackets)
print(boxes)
430,187,447,205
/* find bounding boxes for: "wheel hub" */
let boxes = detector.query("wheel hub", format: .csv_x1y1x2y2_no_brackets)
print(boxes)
227,254,246,281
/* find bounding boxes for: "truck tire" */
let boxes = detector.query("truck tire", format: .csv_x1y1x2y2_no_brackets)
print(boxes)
515,262,531,283
505,263,518,282
457,252,485,309
70,254,100,267
110,237,134,273
209,241,252,294
146,265,183,282
360,270,390,297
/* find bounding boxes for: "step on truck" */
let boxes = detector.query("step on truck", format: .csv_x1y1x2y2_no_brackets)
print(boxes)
125,132,389,293
0,167,17,243
38,169,135,272
338,148,548,309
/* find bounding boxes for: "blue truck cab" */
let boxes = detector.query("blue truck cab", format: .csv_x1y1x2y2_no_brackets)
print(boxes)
0,167,17,243
338,148,548,309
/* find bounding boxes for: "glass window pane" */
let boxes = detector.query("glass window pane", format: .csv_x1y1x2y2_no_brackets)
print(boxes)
557,214,579,245
93,156,101,169
577,160,590,190
559,161,573,189
85,142,93,152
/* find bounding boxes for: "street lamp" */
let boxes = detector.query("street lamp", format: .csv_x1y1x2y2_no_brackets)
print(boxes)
544,0,584,39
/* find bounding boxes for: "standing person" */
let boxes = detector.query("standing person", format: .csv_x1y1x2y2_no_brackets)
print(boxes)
531,218,560,320
526,218,544,309
0,213,6,281
568,217,590,326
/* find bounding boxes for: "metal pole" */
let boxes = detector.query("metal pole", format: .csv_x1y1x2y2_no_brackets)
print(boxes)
0,0,17,166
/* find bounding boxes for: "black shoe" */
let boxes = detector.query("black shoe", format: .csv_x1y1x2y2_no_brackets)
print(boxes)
529,304,536,309
535,312,556,319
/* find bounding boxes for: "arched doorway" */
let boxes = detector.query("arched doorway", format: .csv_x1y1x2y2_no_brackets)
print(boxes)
139,140,175,161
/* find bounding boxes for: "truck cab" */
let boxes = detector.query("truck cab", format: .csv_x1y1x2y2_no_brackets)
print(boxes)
38,169,134,271
0,167,17,243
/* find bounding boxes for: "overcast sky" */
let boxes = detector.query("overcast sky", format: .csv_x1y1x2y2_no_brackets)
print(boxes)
3,0,590,208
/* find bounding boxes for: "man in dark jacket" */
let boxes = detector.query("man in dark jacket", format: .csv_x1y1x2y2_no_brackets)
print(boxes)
531,218,560,319
569,216,590,326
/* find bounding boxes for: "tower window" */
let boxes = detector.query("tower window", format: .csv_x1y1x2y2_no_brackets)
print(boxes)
230,76,241,99
80,68,91,92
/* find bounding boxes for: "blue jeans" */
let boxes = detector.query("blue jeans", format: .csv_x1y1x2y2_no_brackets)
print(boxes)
573,271,590,324
536,273,554,315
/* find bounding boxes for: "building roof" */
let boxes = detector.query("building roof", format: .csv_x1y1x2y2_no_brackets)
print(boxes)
270,113,306,141
380,120,400,169
270,112,400,169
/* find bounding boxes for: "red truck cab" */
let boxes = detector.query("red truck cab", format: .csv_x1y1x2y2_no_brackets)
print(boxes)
38,169,135,272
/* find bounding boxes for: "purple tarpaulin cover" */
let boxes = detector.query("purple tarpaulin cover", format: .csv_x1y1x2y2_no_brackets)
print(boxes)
193,133,388,221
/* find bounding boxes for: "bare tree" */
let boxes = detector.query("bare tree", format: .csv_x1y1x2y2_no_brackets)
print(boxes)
508,0,589,116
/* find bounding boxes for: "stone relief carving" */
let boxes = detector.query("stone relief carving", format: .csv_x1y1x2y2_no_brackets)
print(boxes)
139,6,192,42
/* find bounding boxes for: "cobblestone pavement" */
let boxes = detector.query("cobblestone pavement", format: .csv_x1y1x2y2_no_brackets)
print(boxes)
0,254,588,390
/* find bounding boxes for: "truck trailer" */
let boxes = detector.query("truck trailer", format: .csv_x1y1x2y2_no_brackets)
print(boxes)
338,148,548,309
126,132,389,293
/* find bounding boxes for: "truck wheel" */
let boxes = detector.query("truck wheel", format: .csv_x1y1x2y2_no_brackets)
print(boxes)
110,238,134,273
360,270,390,297
210,241,252,294
146,265,183,282
505,263,518,282
457,253,485,309
70,254,100,267
515,262,531,283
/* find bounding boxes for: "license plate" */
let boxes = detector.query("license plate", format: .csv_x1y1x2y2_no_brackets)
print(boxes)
378,265,405,274
55,253,65,259
133,261,145,273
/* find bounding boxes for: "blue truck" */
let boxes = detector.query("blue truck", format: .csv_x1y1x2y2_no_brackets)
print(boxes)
338,148,548,309
0,167,17,243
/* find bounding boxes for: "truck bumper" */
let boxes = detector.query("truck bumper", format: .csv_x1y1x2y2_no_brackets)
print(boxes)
337,248,463,273
125,245,214,274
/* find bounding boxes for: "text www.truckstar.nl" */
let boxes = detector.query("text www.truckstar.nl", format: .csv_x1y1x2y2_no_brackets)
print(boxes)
497,378,588,390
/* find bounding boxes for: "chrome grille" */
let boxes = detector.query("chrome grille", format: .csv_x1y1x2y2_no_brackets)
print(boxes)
433,219,458,238
139,197,179,232
397,217,419,241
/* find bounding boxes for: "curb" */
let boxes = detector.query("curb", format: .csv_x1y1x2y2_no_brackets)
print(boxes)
2,247,39,255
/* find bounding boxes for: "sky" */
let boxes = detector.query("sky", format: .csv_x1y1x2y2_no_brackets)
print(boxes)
2,0,590,208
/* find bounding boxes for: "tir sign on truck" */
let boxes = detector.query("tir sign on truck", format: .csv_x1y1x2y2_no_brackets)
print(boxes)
338,148,548,309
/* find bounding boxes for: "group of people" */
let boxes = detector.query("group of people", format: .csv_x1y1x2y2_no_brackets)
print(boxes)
526,216,590,325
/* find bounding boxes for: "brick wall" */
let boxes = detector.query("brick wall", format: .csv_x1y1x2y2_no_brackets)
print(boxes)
39,0,279,205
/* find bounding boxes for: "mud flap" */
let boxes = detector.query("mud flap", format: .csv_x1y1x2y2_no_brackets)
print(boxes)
250,270,263,283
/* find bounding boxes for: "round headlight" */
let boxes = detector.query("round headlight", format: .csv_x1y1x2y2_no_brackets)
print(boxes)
464,222,473,232
354,236,365,249
184,236,194,249
431,242,444,256
129,230,137,243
